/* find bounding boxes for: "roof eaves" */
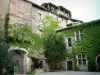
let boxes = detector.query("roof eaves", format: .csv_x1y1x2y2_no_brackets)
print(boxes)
23,0,46,11
70,18,83,23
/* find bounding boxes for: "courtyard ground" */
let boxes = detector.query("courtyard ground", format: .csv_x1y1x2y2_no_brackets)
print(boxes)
35,71,100,75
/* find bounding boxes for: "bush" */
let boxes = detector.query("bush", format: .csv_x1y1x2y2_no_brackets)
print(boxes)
88,61,96,71
0,37,13,75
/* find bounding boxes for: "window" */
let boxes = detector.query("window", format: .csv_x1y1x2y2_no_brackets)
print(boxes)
67,38,72,47
77,54,87,66
39,13,42,21
75,30,83,40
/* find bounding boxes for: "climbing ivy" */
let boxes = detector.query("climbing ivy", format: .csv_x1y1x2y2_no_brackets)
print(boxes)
58,19,100,71
8,24,44,56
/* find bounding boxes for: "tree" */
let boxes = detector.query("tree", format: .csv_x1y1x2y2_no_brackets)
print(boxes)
42,15,67,70
0,14,13,75
0,33,13,75
41,14,60,35
44,33,67,70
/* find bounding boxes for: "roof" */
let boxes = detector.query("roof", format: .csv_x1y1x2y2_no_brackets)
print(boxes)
58,6,71,13
70,18,83,23
56,19,100,32
56,27,73,32
58,14,69,20
23,0,46,11
58,6,71,17
41,2,58,8
23,0,82,24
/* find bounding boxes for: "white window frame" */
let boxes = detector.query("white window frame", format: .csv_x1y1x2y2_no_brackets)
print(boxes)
75,30,84,41
65,36,73,48
76,54,87,66
67,37,72,47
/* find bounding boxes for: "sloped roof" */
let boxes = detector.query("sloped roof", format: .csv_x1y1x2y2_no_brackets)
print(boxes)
56,19,100,32
23,0,46,11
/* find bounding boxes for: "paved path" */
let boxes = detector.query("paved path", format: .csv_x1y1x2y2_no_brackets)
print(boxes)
35,71,100,75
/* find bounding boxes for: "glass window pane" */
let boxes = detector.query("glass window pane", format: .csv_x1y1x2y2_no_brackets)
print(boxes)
80,30,83,34
80,34,84,40
78,59,82,65
76,35,79,40
83,59,86,65
68,38,72,47
82,54,86,58
78,55,81,58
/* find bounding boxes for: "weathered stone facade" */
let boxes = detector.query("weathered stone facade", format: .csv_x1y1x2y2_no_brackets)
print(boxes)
9,0,32,25
8,0,83,34
0,0,84,73
0,0,9,36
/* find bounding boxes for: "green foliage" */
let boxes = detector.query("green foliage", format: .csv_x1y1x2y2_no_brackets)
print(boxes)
74,25,100,71
27,66,36,75
8,24,44,56
44,33,67,69
41,14,60,35
0,32,13,75
27,70,36,75
87,51,97,71
0,14,13,75
58,19,100,71
42,15,67,70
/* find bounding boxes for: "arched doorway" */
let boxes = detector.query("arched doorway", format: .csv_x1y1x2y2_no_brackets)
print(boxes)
8,47,28,74
96,55,100,71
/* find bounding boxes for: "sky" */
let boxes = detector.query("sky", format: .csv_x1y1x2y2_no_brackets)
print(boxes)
29,0,100,22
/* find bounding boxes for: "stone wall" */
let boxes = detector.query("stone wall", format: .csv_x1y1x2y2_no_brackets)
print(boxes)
9,0,32,26
0,0,9,32
9,0,47,34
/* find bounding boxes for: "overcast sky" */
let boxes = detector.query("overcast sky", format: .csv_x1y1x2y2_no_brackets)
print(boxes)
29,0,100,22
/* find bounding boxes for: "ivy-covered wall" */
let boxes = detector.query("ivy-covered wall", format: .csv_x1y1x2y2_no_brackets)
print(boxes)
8,24,44,56
58,19,100,71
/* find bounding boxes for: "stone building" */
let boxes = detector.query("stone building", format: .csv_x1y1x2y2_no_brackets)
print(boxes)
56,19,100,71
8,0,83,34
0,0,83,33
0,0,9,36
0,0,84,73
